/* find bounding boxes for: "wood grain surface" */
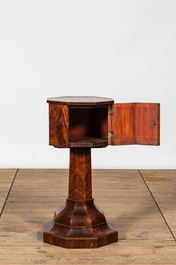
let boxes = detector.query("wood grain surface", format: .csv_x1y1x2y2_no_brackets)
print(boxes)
48,100,160,148
141,170,176,238
69,148,92,201
0,169,17,214
47,96,114,106
135,103,160,145
44,148,118,248
49,104,69,147
110,103,160,145
69,135,108,148
0,169,176,264
113,103,135,145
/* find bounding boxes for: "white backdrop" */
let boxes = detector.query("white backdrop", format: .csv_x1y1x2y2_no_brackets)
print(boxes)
0,0,176,169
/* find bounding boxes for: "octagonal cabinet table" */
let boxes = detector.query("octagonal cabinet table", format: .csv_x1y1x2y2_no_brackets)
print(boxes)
43,96,160,248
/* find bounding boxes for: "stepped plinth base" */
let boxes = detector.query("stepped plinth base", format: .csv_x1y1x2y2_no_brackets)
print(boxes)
43,198,118,248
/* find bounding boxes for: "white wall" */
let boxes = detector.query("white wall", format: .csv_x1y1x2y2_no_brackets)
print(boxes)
0,0,176,169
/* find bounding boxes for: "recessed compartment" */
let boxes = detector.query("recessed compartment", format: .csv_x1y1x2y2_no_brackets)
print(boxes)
69,107,108,147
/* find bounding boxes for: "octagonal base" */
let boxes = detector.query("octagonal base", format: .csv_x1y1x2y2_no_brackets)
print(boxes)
43,199,118,248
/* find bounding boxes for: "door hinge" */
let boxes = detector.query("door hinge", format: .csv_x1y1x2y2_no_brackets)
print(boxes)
108,131,115,139
108,108,114,115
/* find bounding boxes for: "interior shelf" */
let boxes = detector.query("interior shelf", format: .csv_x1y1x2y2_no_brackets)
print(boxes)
69,135,108,148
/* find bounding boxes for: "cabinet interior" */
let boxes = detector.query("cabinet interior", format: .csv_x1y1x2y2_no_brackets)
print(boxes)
69,107,108,146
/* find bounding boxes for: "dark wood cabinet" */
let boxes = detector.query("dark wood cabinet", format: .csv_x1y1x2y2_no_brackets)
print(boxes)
44,96,160,248
48,97,160,148
48,96,112,148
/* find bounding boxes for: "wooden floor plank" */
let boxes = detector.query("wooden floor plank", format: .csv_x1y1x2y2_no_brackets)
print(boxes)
0,253,176,264
0,169,175,264
141,170,176,240
0,169,17,214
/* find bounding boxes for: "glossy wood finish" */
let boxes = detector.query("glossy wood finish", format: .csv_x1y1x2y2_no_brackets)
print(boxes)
43,148,118,248
49,104,69,147
49,102,109,148
69,148,92,201
69,135,108,148
108,104,113,145
47,96,114,106
108,103,160,145
135,103,160,145
48,99,160,148
45,96,160,249
111,103,135,145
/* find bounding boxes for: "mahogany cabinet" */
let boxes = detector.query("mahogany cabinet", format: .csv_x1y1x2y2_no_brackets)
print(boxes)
44,96,160,248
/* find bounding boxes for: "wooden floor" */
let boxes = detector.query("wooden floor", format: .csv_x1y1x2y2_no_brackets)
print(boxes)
0,169,176,264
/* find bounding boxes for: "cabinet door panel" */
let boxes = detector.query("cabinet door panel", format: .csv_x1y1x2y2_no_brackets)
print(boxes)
49,104,69,147
113,103,135,145
109,103,160,145
135,103,160,145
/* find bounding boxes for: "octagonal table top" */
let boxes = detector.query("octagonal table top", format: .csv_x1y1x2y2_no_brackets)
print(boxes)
47,96,114,106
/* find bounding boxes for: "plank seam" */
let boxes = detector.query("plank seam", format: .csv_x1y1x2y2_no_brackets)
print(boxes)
0,168,19,218
138,169,176,242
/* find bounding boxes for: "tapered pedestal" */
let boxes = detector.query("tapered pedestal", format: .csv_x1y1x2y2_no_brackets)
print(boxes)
43,147,118,248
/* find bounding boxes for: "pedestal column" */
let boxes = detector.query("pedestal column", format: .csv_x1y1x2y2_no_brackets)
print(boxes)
43,147,118,248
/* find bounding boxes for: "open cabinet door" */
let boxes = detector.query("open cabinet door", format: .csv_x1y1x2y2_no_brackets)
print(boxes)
135,103,160,145
108,103,160,145
108,103,136,145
